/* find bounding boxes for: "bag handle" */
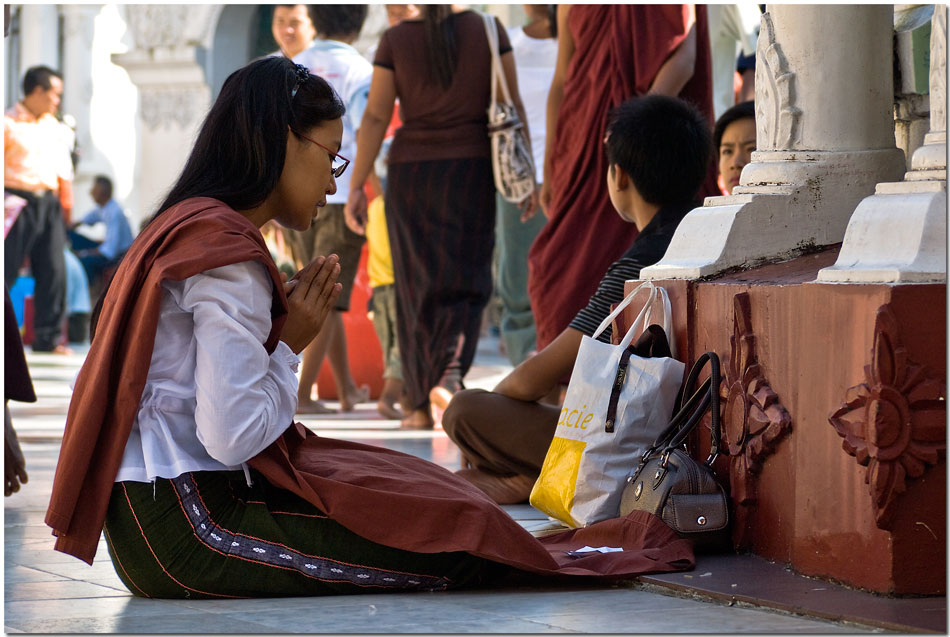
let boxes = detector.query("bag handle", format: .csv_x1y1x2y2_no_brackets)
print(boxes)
592,281,675,358
482,13,514,110
669,352,721,464
638,352,722,468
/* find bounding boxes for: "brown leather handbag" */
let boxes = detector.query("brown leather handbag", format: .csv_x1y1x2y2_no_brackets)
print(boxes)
618,352,729,537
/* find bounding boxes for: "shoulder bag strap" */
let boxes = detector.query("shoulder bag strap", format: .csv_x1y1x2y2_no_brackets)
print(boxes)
482,13,513,107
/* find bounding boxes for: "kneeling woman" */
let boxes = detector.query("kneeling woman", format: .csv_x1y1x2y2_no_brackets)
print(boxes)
45,57,498,598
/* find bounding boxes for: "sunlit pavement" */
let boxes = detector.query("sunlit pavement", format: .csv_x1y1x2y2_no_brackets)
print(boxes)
5,335,872,634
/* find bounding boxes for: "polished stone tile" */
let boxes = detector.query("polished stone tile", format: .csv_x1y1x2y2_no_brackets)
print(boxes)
222,606,577,634
4,579,131,601
537,602,858,633
5,613,276,634
5,596,187,622
3,565,70,584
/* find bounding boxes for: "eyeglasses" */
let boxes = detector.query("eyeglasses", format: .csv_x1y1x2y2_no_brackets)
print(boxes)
293,130,350,178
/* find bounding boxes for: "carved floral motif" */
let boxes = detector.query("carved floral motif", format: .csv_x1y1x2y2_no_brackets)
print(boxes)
719,292,792,549
140,87,206,131
755,12,802,150
125,5,192,50
829,305,945,529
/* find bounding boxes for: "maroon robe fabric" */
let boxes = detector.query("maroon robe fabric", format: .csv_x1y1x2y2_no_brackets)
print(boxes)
46,197,695,581
528,5,717,351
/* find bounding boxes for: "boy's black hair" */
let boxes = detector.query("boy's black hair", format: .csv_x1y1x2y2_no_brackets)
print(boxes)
605,95,712,206
93,175,113,200
23,65,61,96
713,100,755,152
309,5,368,39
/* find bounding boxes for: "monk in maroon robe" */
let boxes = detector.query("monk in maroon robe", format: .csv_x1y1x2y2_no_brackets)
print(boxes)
531,5,717,351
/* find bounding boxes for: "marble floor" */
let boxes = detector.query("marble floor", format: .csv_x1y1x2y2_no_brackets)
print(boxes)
4,338,876,634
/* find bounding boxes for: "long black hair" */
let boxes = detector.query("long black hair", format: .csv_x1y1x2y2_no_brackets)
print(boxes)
422,5,458,90
91,57,344,341
150,56,344,224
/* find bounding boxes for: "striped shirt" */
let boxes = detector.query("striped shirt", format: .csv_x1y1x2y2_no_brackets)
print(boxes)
568,202,697,342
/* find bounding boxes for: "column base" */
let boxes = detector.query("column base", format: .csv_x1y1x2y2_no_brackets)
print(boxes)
641,149,906,280
817,180,947,283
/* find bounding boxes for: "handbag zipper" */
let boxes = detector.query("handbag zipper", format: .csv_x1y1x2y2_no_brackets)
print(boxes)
680,450,699,493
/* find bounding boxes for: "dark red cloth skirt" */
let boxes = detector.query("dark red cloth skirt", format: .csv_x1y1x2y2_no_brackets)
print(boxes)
384,158,496,410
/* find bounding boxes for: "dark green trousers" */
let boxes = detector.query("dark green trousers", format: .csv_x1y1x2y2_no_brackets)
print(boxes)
104,470,504,599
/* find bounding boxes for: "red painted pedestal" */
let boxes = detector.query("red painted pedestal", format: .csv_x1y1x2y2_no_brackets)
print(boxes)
621,247,946,595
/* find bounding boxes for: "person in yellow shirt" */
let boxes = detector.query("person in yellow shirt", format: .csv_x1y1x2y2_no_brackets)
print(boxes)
365,195,404,419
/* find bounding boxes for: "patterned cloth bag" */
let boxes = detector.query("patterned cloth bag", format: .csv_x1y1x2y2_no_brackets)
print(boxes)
482,12,536,203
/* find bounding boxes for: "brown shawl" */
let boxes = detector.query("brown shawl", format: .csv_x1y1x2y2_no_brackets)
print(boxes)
46,197,694,580
45,198,287,563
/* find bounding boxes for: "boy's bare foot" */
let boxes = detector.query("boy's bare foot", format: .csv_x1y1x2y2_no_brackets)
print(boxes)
296,399,336,415
455,468,535,505
400,408,433,430
428,386,453,411
377,399,404,420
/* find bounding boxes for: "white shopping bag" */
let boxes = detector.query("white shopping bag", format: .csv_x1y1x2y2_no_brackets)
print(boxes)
529,281,685,528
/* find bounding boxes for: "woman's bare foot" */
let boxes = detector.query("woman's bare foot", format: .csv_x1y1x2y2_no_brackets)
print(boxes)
401,408,433,430
296,399,336,415
377,399,405,420
340,384,370,412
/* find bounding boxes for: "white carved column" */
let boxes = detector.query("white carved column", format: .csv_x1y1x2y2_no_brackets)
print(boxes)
60,5,99,212
18,5,60,71
818,5,946,283
111,5,221,221
643,6,906,280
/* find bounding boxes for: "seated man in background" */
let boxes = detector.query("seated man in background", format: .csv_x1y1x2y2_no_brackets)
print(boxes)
442,95,712,504
69,174,133,291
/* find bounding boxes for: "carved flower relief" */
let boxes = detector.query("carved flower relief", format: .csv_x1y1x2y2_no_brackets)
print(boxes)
720,293,792,509
829,306,945,529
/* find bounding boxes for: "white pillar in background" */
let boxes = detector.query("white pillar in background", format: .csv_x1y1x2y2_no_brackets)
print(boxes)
111,5,220,222
60,5,100,213
642,5,906,280
18,4,60,73
819,5,946,283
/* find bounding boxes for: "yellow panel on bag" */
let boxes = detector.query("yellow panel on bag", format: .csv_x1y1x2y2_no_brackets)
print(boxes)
529,436,587,528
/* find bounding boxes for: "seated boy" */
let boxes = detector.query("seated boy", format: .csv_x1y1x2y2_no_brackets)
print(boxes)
442,94,712,504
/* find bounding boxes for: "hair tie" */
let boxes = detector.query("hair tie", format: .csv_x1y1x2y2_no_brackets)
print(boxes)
291,63,310,99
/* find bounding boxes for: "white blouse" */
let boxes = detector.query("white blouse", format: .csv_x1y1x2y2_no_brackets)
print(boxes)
115,260,300,484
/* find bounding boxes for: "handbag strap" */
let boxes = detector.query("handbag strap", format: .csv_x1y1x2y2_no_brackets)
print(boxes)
482,12,514,109
639,352,722,468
